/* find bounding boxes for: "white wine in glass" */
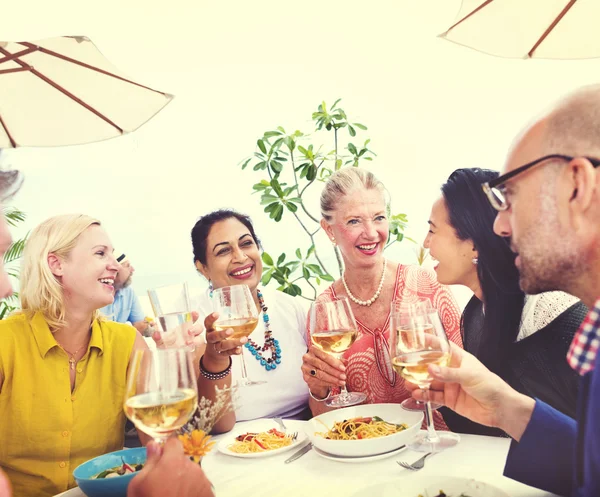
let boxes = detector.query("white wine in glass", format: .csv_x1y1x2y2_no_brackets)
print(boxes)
309,298,366,408
212,285,264,387
148,283,193,349
390,300,442,412
124,348,198,443
389,307,460,452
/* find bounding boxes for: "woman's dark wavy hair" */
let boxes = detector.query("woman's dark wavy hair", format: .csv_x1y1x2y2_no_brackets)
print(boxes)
441,168,525,376
191,209,261,267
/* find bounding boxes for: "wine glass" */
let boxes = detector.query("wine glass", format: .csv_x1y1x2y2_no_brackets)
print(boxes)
212,285,265,387
124,348,198,444
390,307,460,452
390,300,442,412
148,282,193,349
309,297,367,407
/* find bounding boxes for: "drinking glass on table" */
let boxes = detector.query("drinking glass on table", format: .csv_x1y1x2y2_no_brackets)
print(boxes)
148,282,192,349
212,284,264,387
390,300,442,413
390,307,460,452
124,348,198,444
309,297,367,407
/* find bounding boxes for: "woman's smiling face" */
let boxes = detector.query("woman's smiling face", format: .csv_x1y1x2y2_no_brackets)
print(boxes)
197,217,263,292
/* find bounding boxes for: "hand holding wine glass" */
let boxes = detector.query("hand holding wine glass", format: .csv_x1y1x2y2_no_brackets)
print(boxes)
389,307,460,452
211,285,264,387
309,297,366,407
124,348,198,444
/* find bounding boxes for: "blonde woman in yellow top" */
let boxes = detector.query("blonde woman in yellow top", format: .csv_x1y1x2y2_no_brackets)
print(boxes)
0,214,149,497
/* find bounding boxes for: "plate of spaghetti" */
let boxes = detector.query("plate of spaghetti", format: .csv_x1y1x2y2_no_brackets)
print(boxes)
218,428,308,459
307,404,422,457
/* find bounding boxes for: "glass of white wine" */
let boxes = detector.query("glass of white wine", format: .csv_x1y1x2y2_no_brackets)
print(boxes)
124,348,198,444
391,300,442,413
309,297,367,407
148,282,193,349
390,307,460,452
212,285,264,387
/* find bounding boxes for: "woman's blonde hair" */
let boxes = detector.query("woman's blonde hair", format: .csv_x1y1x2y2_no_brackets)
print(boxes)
20,214,102,331
320,167,390,222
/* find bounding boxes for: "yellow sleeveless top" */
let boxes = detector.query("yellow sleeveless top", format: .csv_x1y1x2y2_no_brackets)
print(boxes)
0,312,137,497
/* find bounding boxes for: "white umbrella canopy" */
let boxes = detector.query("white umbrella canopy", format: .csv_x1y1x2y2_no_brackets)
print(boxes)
0,35,173,148
440,0,600,60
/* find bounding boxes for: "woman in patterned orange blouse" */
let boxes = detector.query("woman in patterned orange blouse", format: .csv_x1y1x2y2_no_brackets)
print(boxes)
302,168,463,428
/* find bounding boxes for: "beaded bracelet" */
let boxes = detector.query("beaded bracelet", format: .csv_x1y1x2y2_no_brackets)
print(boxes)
308,387,331,402
199,355,232,380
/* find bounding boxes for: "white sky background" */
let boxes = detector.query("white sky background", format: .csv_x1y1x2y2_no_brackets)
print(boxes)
3,0,600,312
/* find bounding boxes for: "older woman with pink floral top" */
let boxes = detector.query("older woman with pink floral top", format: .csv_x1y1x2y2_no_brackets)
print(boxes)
302,168,462,429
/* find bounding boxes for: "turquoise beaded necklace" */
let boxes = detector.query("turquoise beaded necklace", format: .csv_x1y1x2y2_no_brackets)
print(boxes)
244,288,281,371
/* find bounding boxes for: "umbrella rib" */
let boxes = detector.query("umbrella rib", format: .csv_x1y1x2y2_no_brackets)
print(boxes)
442,0,495,35
527,0,578,58
0,67,30,75
19,42,169,96
0,46,38,65
0,45,124,135
0,111,17,148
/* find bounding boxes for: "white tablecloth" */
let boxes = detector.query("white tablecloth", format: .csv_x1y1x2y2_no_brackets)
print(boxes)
201,419,559,497
56,419,560,497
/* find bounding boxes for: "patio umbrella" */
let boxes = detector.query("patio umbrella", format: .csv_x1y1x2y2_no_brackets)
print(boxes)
440,0,600,60
0,35,173,148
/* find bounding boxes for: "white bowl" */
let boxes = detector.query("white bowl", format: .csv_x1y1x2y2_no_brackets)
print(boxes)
307,403,422,457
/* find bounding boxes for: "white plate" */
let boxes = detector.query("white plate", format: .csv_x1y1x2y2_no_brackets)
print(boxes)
313,444,408,463
307,403,423,457
349,476,511,497
53,488,84,497
217,428,308,459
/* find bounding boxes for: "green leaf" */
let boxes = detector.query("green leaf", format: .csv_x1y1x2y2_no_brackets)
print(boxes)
260,194,279,205
264,131,282,138
354,123,367,130
240,158,252,170
331,98,341,109
261,268,274,285
348,143,358,155
270,179,284,197
264,202,279,214
253,161,267,171
302,267,310,280
316,277,321,285
257,139,267,154
295,248,302,259
262,252,274,266
277,253,286,265
348,125,356,137
271,161,283,174
306,164,317,181
321,274,335,282
285,261,300,273
307,244,315,257
273,204,284,222
286,202,298,213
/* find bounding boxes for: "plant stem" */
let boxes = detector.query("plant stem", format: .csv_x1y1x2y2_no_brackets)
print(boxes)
334,129,339,169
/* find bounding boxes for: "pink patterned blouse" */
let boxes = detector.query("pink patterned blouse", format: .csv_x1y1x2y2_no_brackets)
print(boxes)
314,264,463,430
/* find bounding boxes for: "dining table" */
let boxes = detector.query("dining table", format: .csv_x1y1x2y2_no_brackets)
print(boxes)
56,418,561,497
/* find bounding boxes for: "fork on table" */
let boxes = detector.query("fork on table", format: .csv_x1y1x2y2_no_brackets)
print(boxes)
396,452,433,471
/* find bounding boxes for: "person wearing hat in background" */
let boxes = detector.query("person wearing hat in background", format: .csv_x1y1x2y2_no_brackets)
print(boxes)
100,252,153,335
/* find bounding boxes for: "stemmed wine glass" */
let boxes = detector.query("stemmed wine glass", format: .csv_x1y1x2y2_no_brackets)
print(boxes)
390,306,460,452
124,348,198,444
212,285,265,387
390,300,442,412
309,297,367,407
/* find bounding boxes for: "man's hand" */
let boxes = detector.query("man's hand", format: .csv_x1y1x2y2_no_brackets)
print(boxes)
406,343,535,440
128,438,214,497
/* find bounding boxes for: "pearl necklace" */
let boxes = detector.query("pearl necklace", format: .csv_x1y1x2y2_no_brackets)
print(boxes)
342,258,387,306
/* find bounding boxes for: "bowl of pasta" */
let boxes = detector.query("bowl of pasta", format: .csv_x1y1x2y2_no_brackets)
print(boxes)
307,403,422,457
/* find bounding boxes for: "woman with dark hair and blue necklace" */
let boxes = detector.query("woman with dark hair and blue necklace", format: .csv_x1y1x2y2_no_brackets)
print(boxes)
188,209,309,432
424,167,587,436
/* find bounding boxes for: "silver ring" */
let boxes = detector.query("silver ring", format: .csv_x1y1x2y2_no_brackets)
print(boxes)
213,343,222,354
310,369,317,377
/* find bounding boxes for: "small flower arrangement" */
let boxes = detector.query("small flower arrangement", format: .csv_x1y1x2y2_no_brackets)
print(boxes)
178,385,238,463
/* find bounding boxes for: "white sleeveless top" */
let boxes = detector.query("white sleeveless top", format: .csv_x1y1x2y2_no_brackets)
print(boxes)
196,286,309,421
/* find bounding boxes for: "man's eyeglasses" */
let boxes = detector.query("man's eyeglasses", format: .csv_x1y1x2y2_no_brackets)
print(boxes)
482,154,600,211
